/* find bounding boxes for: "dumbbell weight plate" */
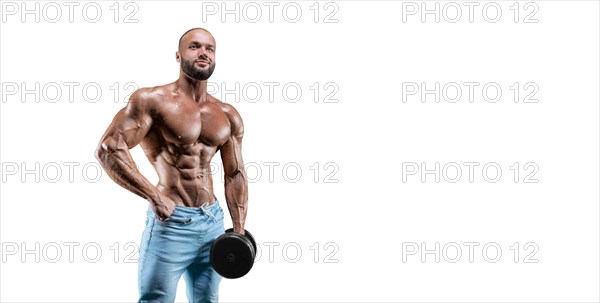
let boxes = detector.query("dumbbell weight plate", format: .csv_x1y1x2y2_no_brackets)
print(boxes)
225,228,257,255
211,229,255,279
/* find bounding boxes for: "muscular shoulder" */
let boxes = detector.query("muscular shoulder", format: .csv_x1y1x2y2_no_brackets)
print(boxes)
127,85,172,115
210,96,244,138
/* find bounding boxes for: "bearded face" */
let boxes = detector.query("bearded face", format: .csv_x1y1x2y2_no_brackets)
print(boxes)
181,56,216,81
178,29,217,81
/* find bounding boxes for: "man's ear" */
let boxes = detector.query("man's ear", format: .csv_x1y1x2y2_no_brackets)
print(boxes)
175,51,180,63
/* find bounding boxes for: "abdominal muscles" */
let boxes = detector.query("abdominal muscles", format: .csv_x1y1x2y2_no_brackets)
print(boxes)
153,141,218,206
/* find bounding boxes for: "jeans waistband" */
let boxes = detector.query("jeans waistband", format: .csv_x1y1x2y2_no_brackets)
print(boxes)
147,199,221,218
172,199,221,215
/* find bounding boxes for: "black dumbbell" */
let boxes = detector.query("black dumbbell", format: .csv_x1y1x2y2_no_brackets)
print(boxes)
210,228,256,279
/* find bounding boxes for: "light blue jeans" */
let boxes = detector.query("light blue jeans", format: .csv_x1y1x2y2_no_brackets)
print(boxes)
138,201,225,303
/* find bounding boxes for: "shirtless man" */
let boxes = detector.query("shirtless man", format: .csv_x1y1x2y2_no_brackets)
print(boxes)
95,28,248,302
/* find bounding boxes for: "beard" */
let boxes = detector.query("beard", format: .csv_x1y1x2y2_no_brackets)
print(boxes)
181,58,216,80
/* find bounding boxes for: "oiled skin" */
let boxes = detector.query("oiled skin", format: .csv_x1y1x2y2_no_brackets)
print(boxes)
95,29,248,233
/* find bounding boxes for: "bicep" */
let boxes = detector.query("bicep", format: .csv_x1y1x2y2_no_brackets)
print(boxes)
220,108,245,177
99,93,153,152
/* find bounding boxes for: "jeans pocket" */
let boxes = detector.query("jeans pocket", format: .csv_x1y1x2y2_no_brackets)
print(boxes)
158,213,193,225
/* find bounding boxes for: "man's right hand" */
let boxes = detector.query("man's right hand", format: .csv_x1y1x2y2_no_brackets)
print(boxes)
151,193,177,221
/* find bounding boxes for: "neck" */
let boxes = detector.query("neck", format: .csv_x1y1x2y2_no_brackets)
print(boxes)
176,72,209,102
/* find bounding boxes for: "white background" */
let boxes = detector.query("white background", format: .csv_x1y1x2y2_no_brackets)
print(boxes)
1,1,599,302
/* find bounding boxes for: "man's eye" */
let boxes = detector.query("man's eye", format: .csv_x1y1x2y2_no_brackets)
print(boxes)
208,49,214,52
190,45,198,49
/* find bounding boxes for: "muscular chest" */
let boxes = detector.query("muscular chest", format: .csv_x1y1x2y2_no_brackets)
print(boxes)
158,101,231,147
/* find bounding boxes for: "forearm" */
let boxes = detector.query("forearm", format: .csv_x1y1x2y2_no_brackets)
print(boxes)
224,171,248,230
97,149,159,203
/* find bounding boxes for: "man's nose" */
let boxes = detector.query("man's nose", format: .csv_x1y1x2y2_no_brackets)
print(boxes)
198,48,210,58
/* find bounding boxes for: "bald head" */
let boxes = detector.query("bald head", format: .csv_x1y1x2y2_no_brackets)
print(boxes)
176,28,217,81
178,28,215,52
